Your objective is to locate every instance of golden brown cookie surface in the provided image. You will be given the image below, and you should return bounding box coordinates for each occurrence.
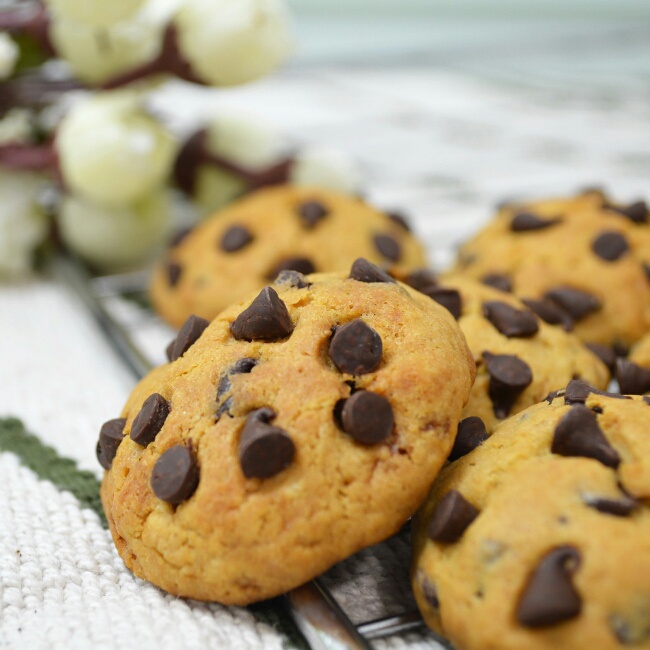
[100,263,475,605]
[448,191,650,348]
[412,381,650,650]
[392,271,609,432]
[150,185,427,328]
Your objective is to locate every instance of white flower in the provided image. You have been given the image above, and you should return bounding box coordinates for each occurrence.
[0,109,34,145]
[57,190,173,272]
[0,32,19,80]
[290,147,363,195]
[174,0,294,86]
[56,90,177,207]
[49,11,163,84]
[0,171,49,277]
[42,0,147,28]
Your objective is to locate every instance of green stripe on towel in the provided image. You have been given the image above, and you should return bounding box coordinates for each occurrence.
[0,416,106,526]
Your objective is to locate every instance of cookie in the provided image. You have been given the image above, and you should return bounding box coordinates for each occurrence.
[412,380,650,650]
[149,185,427,328]
[392,270,610,432]
[449,189,650,348]
[616,333,650,395]
[99,260,475,604]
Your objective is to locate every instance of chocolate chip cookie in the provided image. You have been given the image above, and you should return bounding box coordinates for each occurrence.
[149,185,427,328]
[616,333,650,395]
[449,189,650,348]
[392,270,610,432]
[412,380,650,650]
[99,260,475,604]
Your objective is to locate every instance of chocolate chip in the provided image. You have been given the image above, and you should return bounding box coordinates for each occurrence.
[522,297,573,331]
[448,417,488,462]
[482,273,512,293]
[96,418,126,470]
[585,343,617,374]
[564,379,629,405]
[584,493,638,516]
[592,231,629,261]
[545,387,566,404]
[216,357,258,402]
[373,233,402,262]
[607,200,648,224]
[340,391,394,445]
[404,268,437,292]
[643,262,650,282]
[298,200,329,228]
[552,404,620,468]
[616,358,650,395]
[349,258,396,284]
[421,577,440,609]
[150,444,199,504]
[544,287,601,322]
[130,393,170,447]
[220,225,253,252]
[510,211,562,232]
[166,314,210,362]
[329,320,382,375]
[427,490,479,543]
[386,211,411,232]
[483,352,533,419]
[238,408,295,479]
[644,395,650,405]
[230,287,293,341]
[269,257,315,279]
[516,546,582,627]
[421,287,462,319]
[482,301,539,338]
[274,269,311,289]
[167,261,182,287]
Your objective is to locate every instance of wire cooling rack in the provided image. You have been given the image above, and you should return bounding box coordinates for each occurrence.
[51,253,453,650]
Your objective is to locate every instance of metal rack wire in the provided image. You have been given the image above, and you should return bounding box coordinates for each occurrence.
[50,253,452,650]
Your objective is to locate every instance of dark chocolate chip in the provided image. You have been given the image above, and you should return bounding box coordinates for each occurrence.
[592,231,629,262]
[421,287,462,319]
[510,211,562,232]
[643,262,650,282]
[545,387,566,404]
[297,200,329,228]
[216,357,258,401]
[340,391,394,445]
[483,352,533,419]
[448,416,488,462]
[616,358,650,395]
[269,257,315,279]
[564,379,629,406]
[584,493,638,517]
[166,314,210,362]
[230,287,293,341]
[349,258,396,284]
[522,297,573,331]
[150,444,199,504]
[373,233,402,262]
[329,320,382,375]
[585,343,617,374]
[482,301,539,338]
[544,287,601,322]
[96,417,126,470]
[404,268,438,292]
[220,225,253,252]
[274,269,311,289]
[607,200,648,224]
[238,408,295,479]
[552,404,620,468]
[421,577,440,609]
[130,393,170,447]
[427,490,479,543]
[386,211,411,232]
[167,261,182,287]
[516,546,582,627]
[482,273,512,293]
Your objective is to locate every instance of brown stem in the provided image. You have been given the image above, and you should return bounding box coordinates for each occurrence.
[101,24,202,90]
[0,141,58,174]
[173,128,294,197]
[0,2,54,55]
[0,74,82,116]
